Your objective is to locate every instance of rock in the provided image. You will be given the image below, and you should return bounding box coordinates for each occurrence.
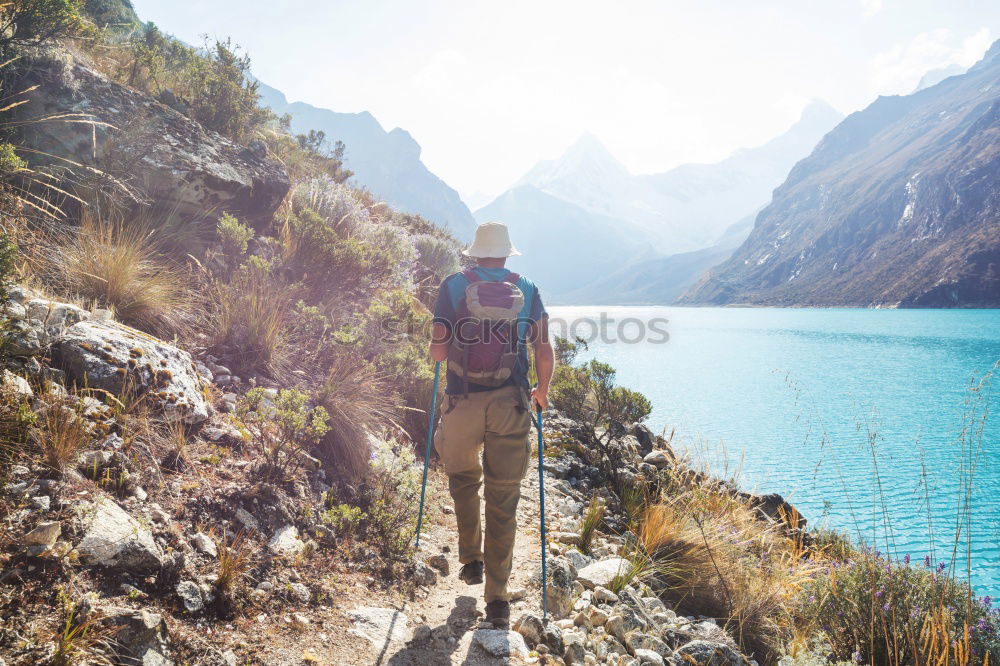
[577,558,630,589]
[563,632,586,664]
[15,48,290,228]
[513,612,545,647]
[594,586,620,604]
[235,507,259,531]
[347,607,409,647]
[255,581,274,593]
[79,450,113,470]
[606,615,626,642]
[426,552,449,575]
[29,496,50,512]
[75,497,164,572]
[635,648,666,666]
[547,557,578,619]
[23,521,61,547]
[589,607,609,626]
[632,424,657,458]
[473,629,529,658]
[671,640,747,666]
[744,493,806,530]
[552,531,582,545]
[413,561,438,586]
[268,524,304,556]
[413,624,432,642]
[1,370,32,396]
[288,582,310,604]
[221,650,238,666]
[51,320,211,424]
[102,607,173,666]
[190,532,217,558]
[566,549,592,570]
[627,633,671,658]
[176,581,204,613]
[642,451,672,469]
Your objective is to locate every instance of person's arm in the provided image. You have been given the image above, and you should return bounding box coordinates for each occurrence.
[429,277,454,363]
[429,322,449,363]
[531,315,554,411]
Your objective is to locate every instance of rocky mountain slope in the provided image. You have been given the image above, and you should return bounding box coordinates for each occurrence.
[478,103,842,302]
[681,40,1000,307]
[258,83,477,239]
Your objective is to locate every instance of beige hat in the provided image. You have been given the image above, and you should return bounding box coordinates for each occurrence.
[463,221,522,258]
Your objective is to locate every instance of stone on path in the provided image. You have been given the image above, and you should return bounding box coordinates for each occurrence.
[635,647,666,666]
[76,497,164,572]
[347,607,409,648]
[268,524,304,556]
[473,629,529,658]
[671,640,748,665]
[576,557,630,589]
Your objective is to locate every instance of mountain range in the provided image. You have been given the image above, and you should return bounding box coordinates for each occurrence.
[681,40,1000,307]
[476,101,844,302]
[256,83,477,239]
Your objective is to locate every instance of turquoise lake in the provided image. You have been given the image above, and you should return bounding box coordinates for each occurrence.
[547,306,1000,596]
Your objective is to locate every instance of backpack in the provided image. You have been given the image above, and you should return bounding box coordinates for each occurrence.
[448,269,525,393]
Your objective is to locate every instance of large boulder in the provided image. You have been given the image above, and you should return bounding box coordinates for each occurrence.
[74,496,165,573]
[670,640,748,666]
[51,320,210,423]
[14,47,289,227]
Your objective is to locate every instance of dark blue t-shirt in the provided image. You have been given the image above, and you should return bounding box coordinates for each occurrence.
[433,267,546,395]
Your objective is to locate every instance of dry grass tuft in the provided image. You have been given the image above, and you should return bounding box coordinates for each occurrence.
[313,355,399,482]
[39,216,194,336]
[32,396,92,474]
[216,529,255,593]
[578,496,605,556]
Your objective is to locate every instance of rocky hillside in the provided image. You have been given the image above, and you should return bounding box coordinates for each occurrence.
[681,41,1000,307]
[258,82,477,239]
[478,103,842,302]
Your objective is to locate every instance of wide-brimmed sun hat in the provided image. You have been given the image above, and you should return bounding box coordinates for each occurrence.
[463,221,522,258]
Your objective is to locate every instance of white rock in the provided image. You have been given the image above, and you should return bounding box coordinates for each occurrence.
[1,370,32,397]
[577,558,630,589]
[633,648,665,666]
[235,507,259,531]
[75,497,164,572]
[191,532,218,558]
[473,629,529,658]
[288,582,310,604]
[347,607,409,647]
[268,524,304,556]
[642,451,672,469]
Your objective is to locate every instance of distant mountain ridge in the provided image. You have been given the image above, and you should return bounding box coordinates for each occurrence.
[257,83,476,239]
[681,40,1000,307]
[478,101,843,301]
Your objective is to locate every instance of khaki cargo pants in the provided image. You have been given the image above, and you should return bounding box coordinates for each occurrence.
[433,384,532,603]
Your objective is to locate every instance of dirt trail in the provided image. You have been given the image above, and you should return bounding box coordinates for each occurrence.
[353,465,554,666]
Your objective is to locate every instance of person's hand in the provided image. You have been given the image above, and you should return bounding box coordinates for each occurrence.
[531,387,548,412]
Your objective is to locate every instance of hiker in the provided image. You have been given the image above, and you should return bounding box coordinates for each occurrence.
[429,221,554,626]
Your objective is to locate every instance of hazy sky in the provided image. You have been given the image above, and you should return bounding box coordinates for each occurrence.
[132,0,997,202]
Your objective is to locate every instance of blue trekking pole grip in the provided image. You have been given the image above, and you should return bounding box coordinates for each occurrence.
[415,361,441,550]
[536,402,548,620]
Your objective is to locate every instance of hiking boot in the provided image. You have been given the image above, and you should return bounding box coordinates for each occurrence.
[485,600,510,627]
[458,560,484,585]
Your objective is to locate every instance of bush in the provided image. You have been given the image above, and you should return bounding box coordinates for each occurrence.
[0,0,84,53]
[798,549,1000,664]
[413,233,459,287]
[358,438,420,562]
[217,212,252,258]
[236,387,329,480]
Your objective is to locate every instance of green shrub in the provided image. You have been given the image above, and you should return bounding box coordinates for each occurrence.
[320,502,363,538]
[413,233,459,287]
[217,212,252,258]
[798,549,1000,664]
[357,438,421,562]
[0,0,84,53]
[236,387,330,480]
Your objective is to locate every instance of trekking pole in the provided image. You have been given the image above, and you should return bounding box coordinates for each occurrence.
[536,402,548,620]
[414,361,441,550]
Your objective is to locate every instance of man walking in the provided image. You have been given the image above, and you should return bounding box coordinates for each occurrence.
[429,221,554,626]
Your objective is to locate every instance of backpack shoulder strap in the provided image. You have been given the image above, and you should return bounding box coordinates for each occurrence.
[462,269,480,283]
[503,273,521,284]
